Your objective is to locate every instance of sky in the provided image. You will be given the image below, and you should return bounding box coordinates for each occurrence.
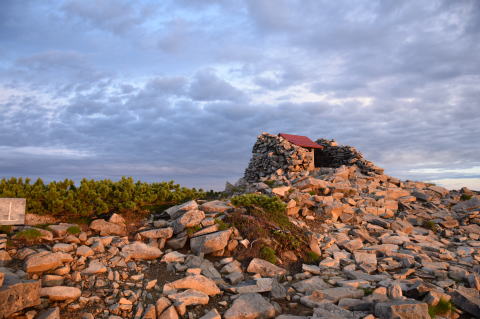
[0,0,479,191]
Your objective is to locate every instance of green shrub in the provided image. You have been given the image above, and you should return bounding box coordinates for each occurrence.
[422,220,439,232]
[231,194,288,227]
[0,225,12,234]
[260,246,277,264]
[428,298,455,318]
[264,180,276,188]
[15,228,42,241]
[66,226,81,235]
[308,190,316,196]
[186,225,202,236]
[215,218,231,231]
[304,251,321,264]
[460,194,472,201]
[362,287,374,296]
[0,177,210,220]
[229,193,306,254]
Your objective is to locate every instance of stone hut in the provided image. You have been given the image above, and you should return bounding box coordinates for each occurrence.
[243,132,383,184]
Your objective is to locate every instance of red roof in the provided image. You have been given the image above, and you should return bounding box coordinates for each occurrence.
[279,133,323,149]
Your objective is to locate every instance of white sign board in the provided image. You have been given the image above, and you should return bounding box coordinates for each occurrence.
[0,198,26,225]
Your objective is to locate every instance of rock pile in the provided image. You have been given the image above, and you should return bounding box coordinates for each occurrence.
[243,133,313,184]
[242,132,383,186]
[1,133,480,319]
[315,139,384,176]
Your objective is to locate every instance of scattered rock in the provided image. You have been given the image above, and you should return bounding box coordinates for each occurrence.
[90,219,126,236]
[122,242,162,261]
[224,293,276,319]
[247,258,287,277]
[40,286,81,301]
[190,230,232,255]
[164,275,220,296]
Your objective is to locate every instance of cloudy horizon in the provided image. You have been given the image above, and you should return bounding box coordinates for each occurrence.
[1,0,479,190]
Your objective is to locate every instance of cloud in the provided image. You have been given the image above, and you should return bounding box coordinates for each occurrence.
[61,0,155,35]
[188,69,246,102]
[0,0,479,190]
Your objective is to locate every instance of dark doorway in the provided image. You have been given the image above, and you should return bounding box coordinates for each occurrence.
[314,149,334,168]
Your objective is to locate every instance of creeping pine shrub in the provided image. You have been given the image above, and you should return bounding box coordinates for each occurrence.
[215,218,231,231]
[361,287,374,296]
[67,226,81,235]
[422,220,439,232]
[428,298,456,318]
[231,194,288,226]
[460,194,472,201]
[0,225,12,234]
[304,251,321,264]
[186,225,202,236]
[0,176,212,220]
[230,193,307,253]
[264,180,276,188]
[260,246,277,264]
[15,228,42,241]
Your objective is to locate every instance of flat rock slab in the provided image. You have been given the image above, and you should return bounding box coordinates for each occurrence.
[224,293,276,319]
[164,275,220,296]
[247,258,287,277]
[166,200,198,219]
[167,289,209,315]
[90,219,126,236]
[40,286,81,301]
[139,227,174,239]
[375,300,430,319]
[301,288,364,307]
[121,241,162,261]
[452,197,480,212]
[292,276,331,294]
[25,252,73,273]
[312,302,355,319]
[199,200,231,213]
[173,209,205,233]
[450,286,480,317]
[190,230,232,255]
[0,277,40,318]
[37,307,60,319]
[232,278,273,294]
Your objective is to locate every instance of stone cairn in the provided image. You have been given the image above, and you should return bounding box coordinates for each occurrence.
[315,139,384,176]
[243,132,383,185]
[243,133,313,183]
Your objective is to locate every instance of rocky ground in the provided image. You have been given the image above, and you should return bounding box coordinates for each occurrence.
[1,163,480,319]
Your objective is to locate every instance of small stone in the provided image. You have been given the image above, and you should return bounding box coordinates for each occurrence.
[36,307,60,319]
[199,308,221,319]
[25,252,73,273]
[223,293,276,319]
[247,258,287,277]
[82,260,107,274]
[156,297,172,316]
[76,245,94,257]
[158,305,179,319]
[40,286,81,301]
[121,241,162,261]
[375,300,430,319]
[89,219,126,236]
[161,251,186,263]
[163,275,220,296]
[190,230,232,255]
[145,279,157,290]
